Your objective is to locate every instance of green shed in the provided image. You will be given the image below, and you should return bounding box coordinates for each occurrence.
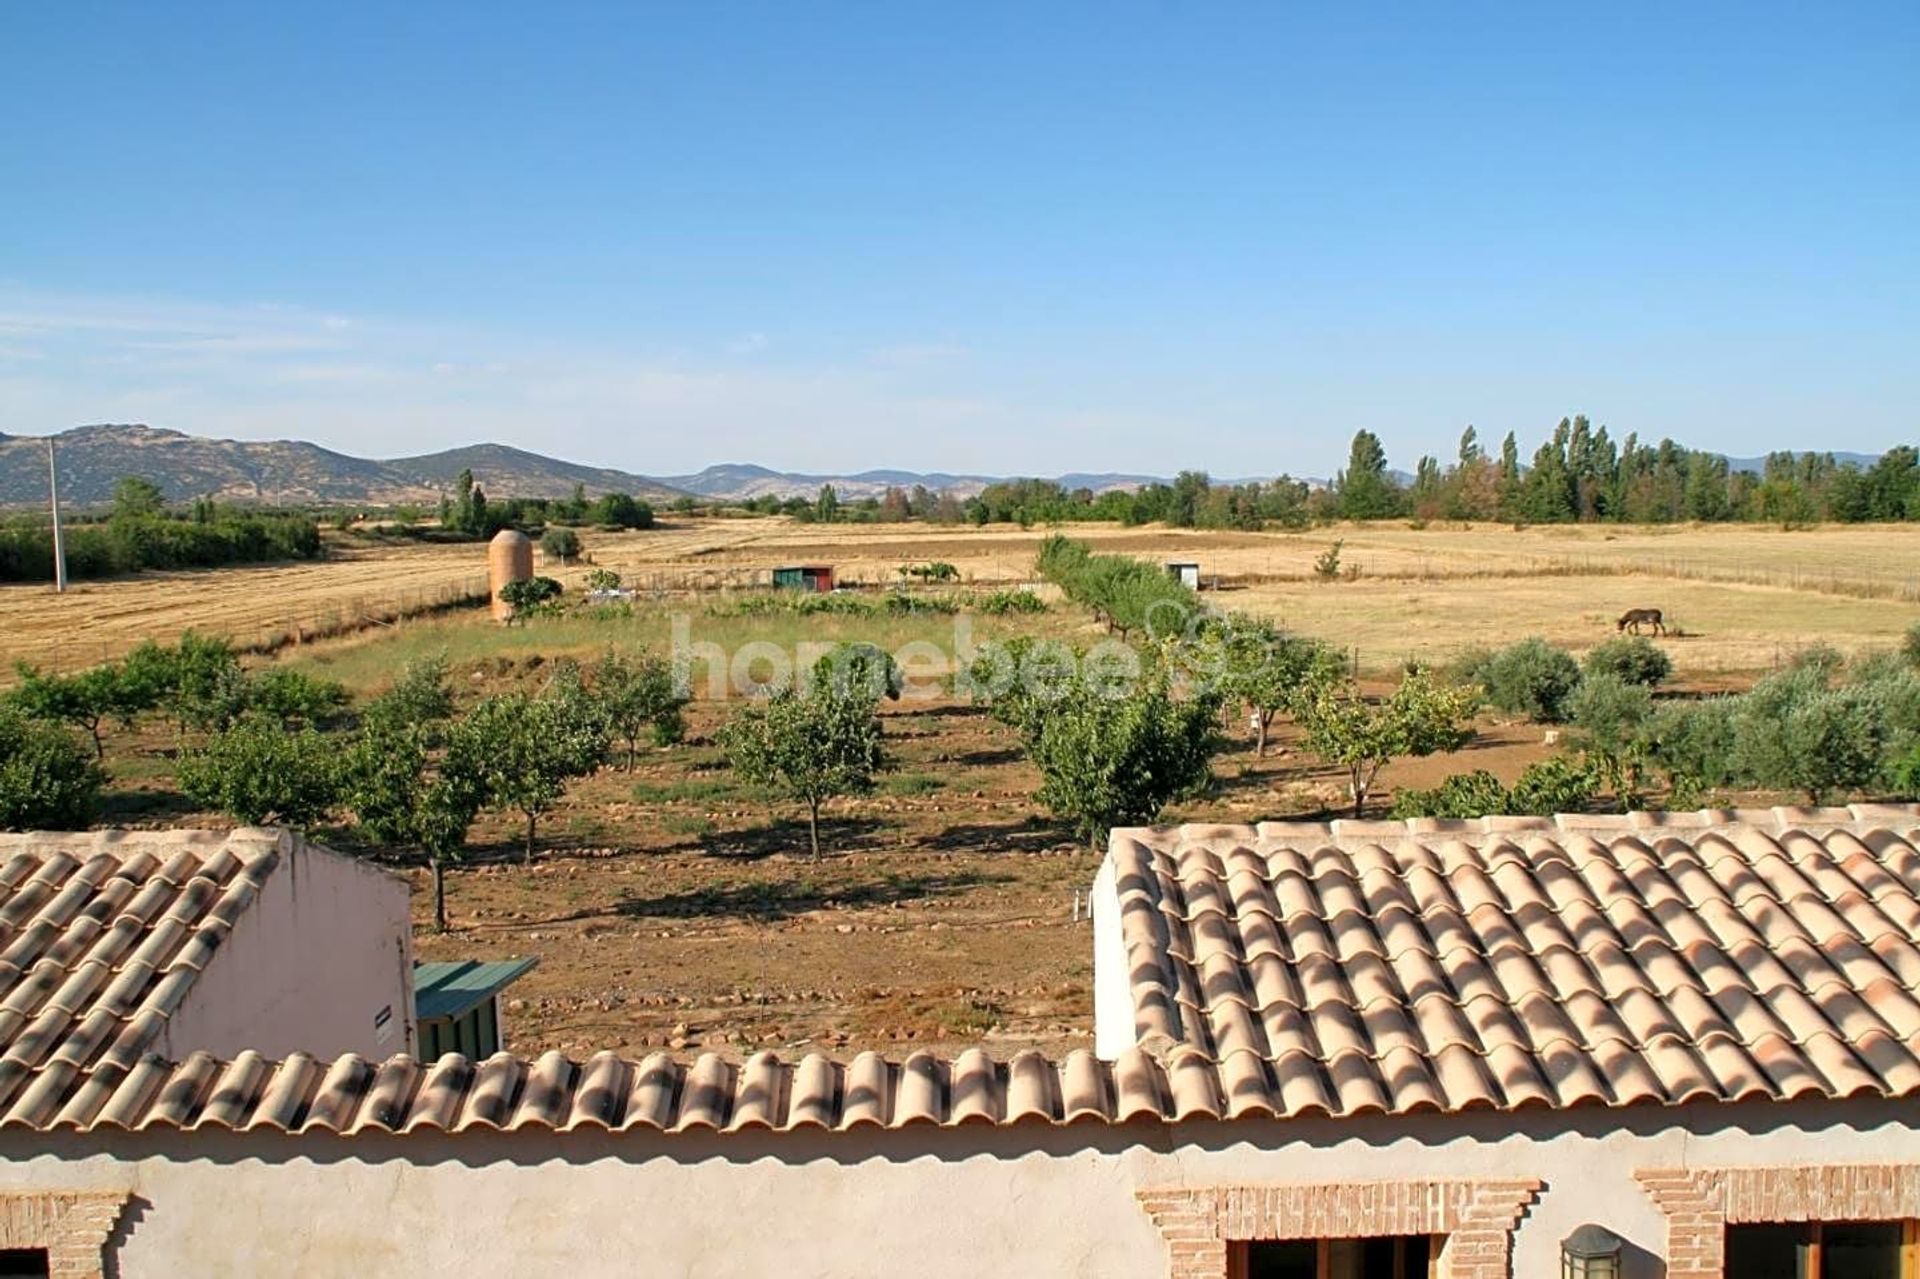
[413,958,538,1059]
[772,564,834,592]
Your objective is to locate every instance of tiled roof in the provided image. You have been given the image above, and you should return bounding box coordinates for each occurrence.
[1110,806,1920,1118]
[4,809,1920,1140]
[0,829,281,1128]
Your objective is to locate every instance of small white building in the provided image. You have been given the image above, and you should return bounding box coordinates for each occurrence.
[1166,561,1202,590]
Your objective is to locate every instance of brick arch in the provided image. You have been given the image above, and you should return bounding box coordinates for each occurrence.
[1137,1178,1542,1279]
[1638,1164,1920,1279]
[0,1192,128,1279]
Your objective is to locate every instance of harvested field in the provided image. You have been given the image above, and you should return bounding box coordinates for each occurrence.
[8,517,1917,679]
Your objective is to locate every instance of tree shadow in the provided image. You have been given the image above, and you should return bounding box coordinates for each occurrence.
[924,817,1068,853]
[610,868,1013,923]
[97,786,203,824]
[683,816,890,860]
[949,746,1022,767]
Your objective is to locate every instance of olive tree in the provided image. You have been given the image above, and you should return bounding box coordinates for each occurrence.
[719,684,884,859]
[1295,669,1479,816]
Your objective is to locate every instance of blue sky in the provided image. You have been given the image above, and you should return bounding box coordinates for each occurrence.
[2,2,1914,478]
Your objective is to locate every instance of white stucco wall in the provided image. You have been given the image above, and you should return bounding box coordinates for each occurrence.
[161,836,416,1061]
[1091,856,1142,1060]
[7,1098,1918,1277]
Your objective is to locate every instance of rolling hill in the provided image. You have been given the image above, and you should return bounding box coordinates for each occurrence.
[0,425,690,508]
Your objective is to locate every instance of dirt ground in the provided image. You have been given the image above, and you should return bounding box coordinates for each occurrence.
[95,670,1559,1060]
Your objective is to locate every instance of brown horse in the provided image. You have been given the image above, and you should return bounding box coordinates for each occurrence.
[1617,607,1665,636]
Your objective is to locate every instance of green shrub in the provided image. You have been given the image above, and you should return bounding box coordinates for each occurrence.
[1568,673,1656,802]
[1730,666,1885,803]
[1507,755,1601,814]
[1583,635,1673,687]
[976,589,1048,616]
[1473,637,1584,723]
[0,706,103,830]
[1904,622,1920,670]
[1390,770,1509,819]
[499,575,563,623]
[177,715,342,827]
[540,527,582,562]
[1391,757,1598,819]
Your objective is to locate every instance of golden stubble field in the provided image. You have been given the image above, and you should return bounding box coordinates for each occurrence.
[5,516,1917,677]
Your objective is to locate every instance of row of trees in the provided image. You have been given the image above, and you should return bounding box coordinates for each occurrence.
[0,635,690,931]
[439,471,656,539]
[1341,423,1920,526]
[754,426,1920,531]
[0,476,322,584]
[1035,534,1200,640]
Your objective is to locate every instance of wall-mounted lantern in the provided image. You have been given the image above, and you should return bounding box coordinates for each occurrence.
[1561,1224,1623,1279]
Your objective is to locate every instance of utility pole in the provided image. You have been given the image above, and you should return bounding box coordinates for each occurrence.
[47,437,68,593]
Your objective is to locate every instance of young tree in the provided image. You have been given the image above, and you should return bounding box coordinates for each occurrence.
[1583,635,1673,687]
[176,715,342,828]
[462,691,607,861]
[592,648,689,769]
[719,685,884,859]
[1567,673,1656,805]
[1464,637,1585,723]
[1183,616,1337,755]
[1025,677,1220,849]
[8,662,154,759]
[1295,670,1479,816]
[345,716,484,933]
[362,654,457,732]
[0,705,103,830]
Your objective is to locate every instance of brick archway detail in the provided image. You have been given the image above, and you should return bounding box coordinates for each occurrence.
[1137,1178,1542,1279]
[0,1192,128,1279]
[1638,1165,1920,1279]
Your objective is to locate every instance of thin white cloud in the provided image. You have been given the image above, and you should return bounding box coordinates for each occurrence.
[0,287,1202,473]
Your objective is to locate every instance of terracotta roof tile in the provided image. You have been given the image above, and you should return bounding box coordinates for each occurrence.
[5,813,1920,1140]
[1105,806,1920,1120]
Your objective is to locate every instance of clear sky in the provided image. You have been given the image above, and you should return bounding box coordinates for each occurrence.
[2,2,1914,478]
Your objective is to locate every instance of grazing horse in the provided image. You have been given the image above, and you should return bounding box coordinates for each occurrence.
[1617,607,1665,636]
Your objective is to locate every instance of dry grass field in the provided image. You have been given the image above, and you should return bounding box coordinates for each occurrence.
[7,516,1916,677]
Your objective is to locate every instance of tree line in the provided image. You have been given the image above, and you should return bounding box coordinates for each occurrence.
[436,470,655,539]
[0,476,322,583]
[762,422,1920,530]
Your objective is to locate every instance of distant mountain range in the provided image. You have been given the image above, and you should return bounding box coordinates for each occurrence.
[0,425,689,508]
[1721,452,1882,474]
[658,462,1166,502]
[0,424,1895,511]
[0,425,1191,509]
